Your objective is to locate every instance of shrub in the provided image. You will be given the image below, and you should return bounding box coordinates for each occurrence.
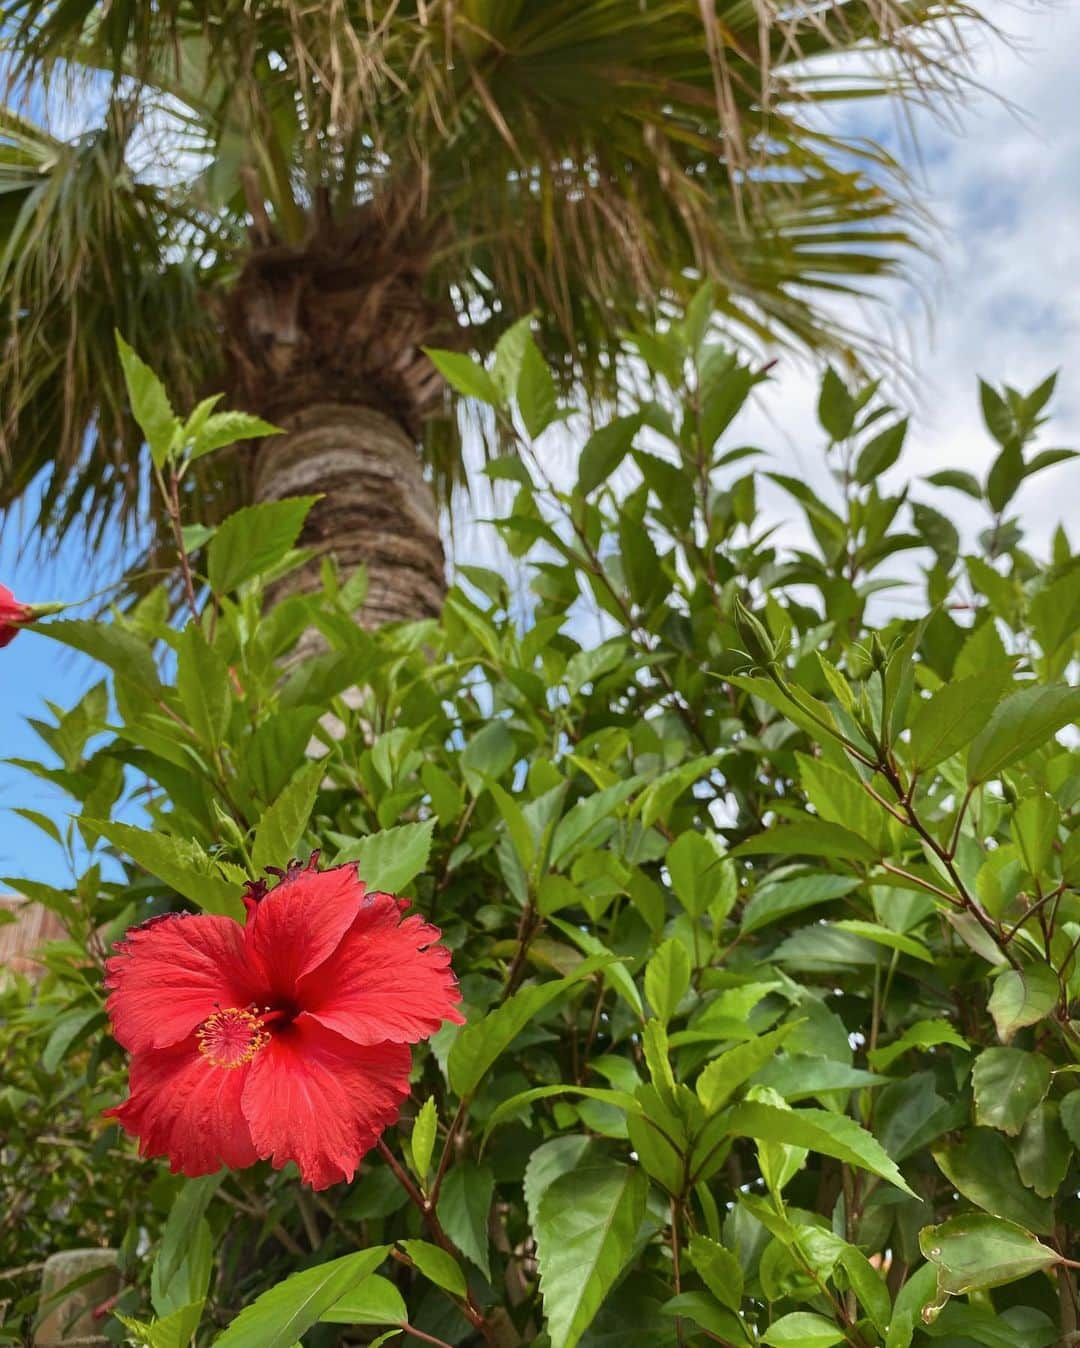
[2,308,1078,1348]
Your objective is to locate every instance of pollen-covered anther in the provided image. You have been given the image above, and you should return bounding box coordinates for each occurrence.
[196,1007,269,1069]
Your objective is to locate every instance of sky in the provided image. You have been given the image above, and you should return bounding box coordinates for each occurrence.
[1,0,1078,888]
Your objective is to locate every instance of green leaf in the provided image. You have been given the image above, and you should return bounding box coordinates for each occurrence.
[242,708,323,804]
[117,1304,204,1348]
[666,829,732,919]
[972,1048,1052,1134]
[549,919,644,1020]
[687,1236,743,1312]
[448,956,610,1096]
[549,777,642,869]
[987,443,1024,512]
[577,415,643,495]
[87,820,242,918]
[661,1292,746,1342]
[696,1024,798,1114]
[536,1162,648,1348]
[927,468,983,499]
[517,337,559,437]
[423,347,502,404]
[481,1085,641,1147]
[855,419,907,485]
[634,754,723,828]
[831,921,932,963]
[979,379,1014,446]
[320,1275,406,1326]
[176,626,232,747]
[398,1239,466,1298]
[741,873,859,935]
[966,555,1017,616]
[632,450,694,531]
[42,1007,102,1074]
[913,501,960,567]
[932,1128,1053,1233]
[152,1175,222,1314]
[753,1058,886,1102]
[188,410,279,461]
[867,1019,968,1071]
[699,365,753,448]
[333,820,435,893]
[208,497,319,595]
[38,619,161,696]
[490,781,538,873]
[928,1304,1057,1348]
[116,332,177,468]
[731,820,879,862]
[409,1096,438,1184]
[763,1311,846,1348]
[1058,1090,1080,1149]
[250,761,322,875]
[524,1136,594,1232]
[460,720,516,793]
[1025,446,1078,478]
[919,1214,1060,1297]
[988,964,1059,1044]
[967,684,1080,783]
[436,1163,494,1280]
[726,1101,915,1195]
[645,938,691,1024]
[1013,795,1060,878]
[907,674,1009,770]
[796,754,889,853]
[818,367,855,440]
[840,1246,891,1335]
[641,1018,677,1100]
[1030,571,1080,658]
[213,1248,390,1348]
[492,315,535,397]
[1014,1102,1072,1199]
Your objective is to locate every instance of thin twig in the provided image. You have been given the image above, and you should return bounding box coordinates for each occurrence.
[880,861,962,909]
[429,1098,469,1209]
[377,1137,499,1348]
[402,1325,456,1348]
[946,784,975,859]
[161,466,199,622]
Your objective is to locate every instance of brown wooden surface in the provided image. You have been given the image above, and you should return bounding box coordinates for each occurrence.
[0,896,66,978]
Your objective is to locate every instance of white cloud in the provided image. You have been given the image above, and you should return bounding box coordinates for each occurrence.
[741,0,1080,551]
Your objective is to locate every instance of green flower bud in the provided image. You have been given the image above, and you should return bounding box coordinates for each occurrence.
[732,596,776,667]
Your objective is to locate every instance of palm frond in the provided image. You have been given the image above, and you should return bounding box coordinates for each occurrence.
[0,0,991,545]
[0,97,228,544]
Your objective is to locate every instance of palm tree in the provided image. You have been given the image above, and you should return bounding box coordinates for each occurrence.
[0,1,977,623]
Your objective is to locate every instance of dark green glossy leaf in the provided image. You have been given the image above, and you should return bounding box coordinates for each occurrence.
[972,1048,1052,1135]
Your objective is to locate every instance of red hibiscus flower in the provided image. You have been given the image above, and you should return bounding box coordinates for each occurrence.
[104,855,464,1189]
[0,584,35,648]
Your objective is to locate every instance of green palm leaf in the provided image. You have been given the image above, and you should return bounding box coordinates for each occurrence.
[0,0,983,549]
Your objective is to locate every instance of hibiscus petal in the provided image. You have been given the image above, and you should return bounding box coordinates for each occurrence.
[296,894,464,1045]
[106,1037,259,1176]
[106,913,263,1053]
[242,1019,411,1190]
[244,863,369,1000]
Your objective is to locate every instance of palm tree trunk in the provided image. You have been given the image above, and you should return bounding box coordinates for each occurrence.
[253,401,445,627]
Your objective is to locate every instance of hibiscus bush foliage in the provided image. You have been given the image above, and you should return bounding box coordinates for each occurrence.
[3,306,1080,1348]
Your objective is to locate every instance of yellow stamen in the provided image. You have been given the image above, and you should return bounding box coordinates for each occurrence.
[196,1007,269,1069]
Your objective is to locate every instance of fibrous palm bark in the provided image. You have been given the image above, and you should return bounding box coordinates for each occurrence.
[220,198,451,623]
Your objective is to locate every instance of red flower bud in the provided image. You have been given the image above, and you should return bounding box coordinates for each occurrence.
[0,584,35,649]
